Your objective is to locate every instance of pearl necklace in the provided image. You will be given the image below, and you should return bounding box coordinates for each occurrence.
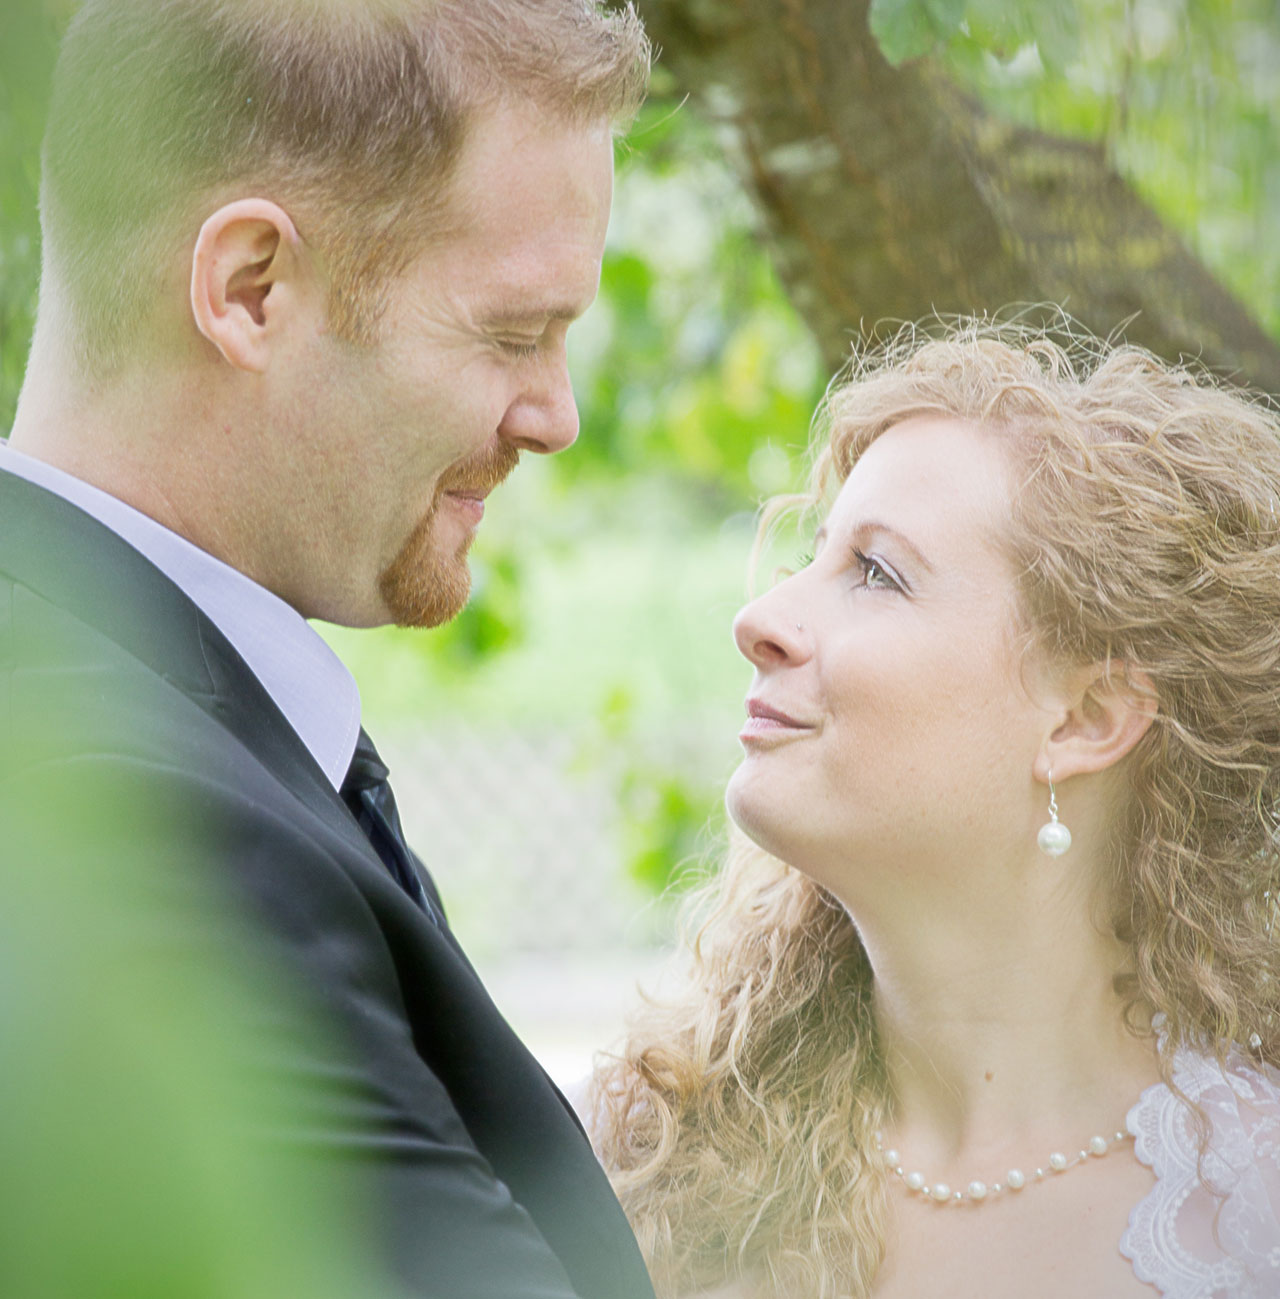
[875,1126,1135,1205]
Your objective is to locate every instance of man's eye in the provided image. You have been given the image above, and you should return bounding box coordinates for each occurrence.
[498,338,540,359]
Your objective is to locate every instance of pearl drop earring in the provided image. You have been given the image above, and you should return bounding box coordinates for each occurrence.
[1037,769,1072,857]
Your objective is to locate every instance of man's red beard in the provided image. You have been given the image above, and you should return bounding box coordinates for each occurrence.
[378,440,520,629]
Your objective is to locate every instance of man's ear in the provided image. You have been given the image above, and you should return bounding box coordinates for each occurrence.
[1037,662,1159,783]
[189,199,315,372]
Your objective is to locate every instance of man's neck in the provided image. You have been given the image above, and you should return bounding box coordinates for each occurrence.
[12,342,269,588]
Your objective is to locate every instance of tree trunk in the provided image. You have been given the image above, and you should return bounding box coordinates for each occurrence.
[632,0,1280,392]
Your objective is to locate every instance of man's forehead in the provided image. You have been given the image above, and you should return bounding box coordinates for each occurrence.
[446,105,615,218]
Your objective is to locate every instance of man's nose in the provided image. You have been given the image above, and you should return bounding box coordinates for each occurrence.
[498,351,580,455]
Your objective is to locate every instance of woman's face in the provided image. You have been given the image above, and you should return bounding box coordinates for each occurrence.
[727,416,1061,902]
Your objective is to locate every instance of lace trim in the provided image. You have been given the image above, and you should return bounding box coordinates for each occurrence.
[1120,1046,1280,1297]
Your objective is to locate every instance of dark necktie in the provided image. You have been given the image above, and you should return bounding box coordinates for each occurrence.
[341,728,440,926]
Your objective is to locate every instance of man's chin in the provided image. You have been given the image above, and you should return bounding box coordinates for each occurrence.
[382,560,472,629]
[377,501,481,628]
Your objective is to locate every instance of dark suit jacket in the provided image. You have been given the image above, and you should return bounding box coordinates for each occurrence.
[0,467,654,1299]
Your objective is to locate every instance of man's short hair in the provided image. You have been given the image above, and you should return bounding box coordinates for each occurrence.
[40,0,650,374]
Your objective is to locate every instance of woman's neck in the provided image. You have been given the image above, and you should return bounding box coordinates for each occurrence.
[859,872,1159,1164]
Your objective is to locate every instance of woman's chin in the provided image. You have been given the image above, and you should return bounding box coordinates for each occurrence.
[725,769,793,861]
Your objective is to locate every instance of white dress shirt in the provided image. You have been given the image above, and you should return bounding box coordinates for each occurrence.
[0,440,361,790]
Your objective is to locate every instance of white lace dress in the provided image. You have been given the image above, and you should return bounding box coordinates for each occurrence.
[1121,1046,1280,1296]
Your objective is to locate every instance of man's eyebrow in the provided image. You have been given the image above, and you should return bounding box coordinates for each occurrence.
[481,296,591,327]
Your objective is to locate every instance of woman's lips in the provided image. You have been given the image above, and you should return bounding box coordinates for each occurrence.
[740,697,816,743]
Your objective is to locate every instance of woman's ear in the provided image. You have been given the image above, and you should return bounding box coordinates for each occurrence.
[189,198,315,372]
[1037,662,1158,783]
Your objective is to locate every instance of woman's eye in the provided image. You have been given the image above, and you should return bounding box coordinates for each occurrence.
[853,550,899,591]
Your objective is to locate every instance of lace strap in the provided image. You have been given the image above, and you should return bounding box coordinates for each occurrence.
[1120,1048,1280,1297]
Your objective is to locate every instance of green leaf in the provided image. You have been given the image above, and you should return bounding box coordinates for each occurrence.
[868,0,939,65]
[923,0,969,35]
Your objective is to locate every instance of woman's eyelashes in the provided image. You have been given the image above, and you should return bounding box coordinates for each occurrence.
[851,548,903,592]
[794,540,904,591]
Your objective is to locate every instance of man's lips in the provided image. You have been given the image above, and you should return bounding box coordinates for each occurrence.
[439,463,515,517]
[438,462,515,518]
[443,489,487,524]
[437,446,521,504]
[740,697,816,742]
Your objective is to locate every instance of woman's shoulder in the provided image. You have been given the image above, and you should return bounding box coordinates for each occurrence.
[1121,1042,1280,1298]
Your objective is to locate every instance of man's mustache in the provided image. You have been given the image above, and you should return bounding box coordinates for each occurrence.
[437,441,521,499]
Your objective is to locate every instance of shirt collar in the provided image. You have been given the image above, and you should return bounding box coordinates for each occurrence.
[0,442,361,790]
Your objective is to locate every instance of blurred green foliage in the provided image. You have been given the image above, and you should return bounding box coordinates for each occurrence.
[583,678,736,899]
[568,76,825,504]
[2,756,394,1297]
[0,2,64,431]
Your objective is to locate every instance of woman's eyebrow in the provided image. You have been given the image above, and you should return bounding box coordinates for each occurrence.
[850,519,935,573]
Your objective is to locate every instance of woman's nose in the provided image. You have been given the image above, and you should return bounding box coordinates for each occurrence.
[733,590,810,669]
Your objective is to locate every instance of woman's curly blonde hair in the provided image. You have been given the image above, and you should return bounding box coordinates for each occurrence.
[588,318,1280,1299]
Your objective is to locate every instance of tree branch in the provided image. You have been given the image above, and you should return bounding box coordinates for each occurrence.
[633,0,1280,391]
